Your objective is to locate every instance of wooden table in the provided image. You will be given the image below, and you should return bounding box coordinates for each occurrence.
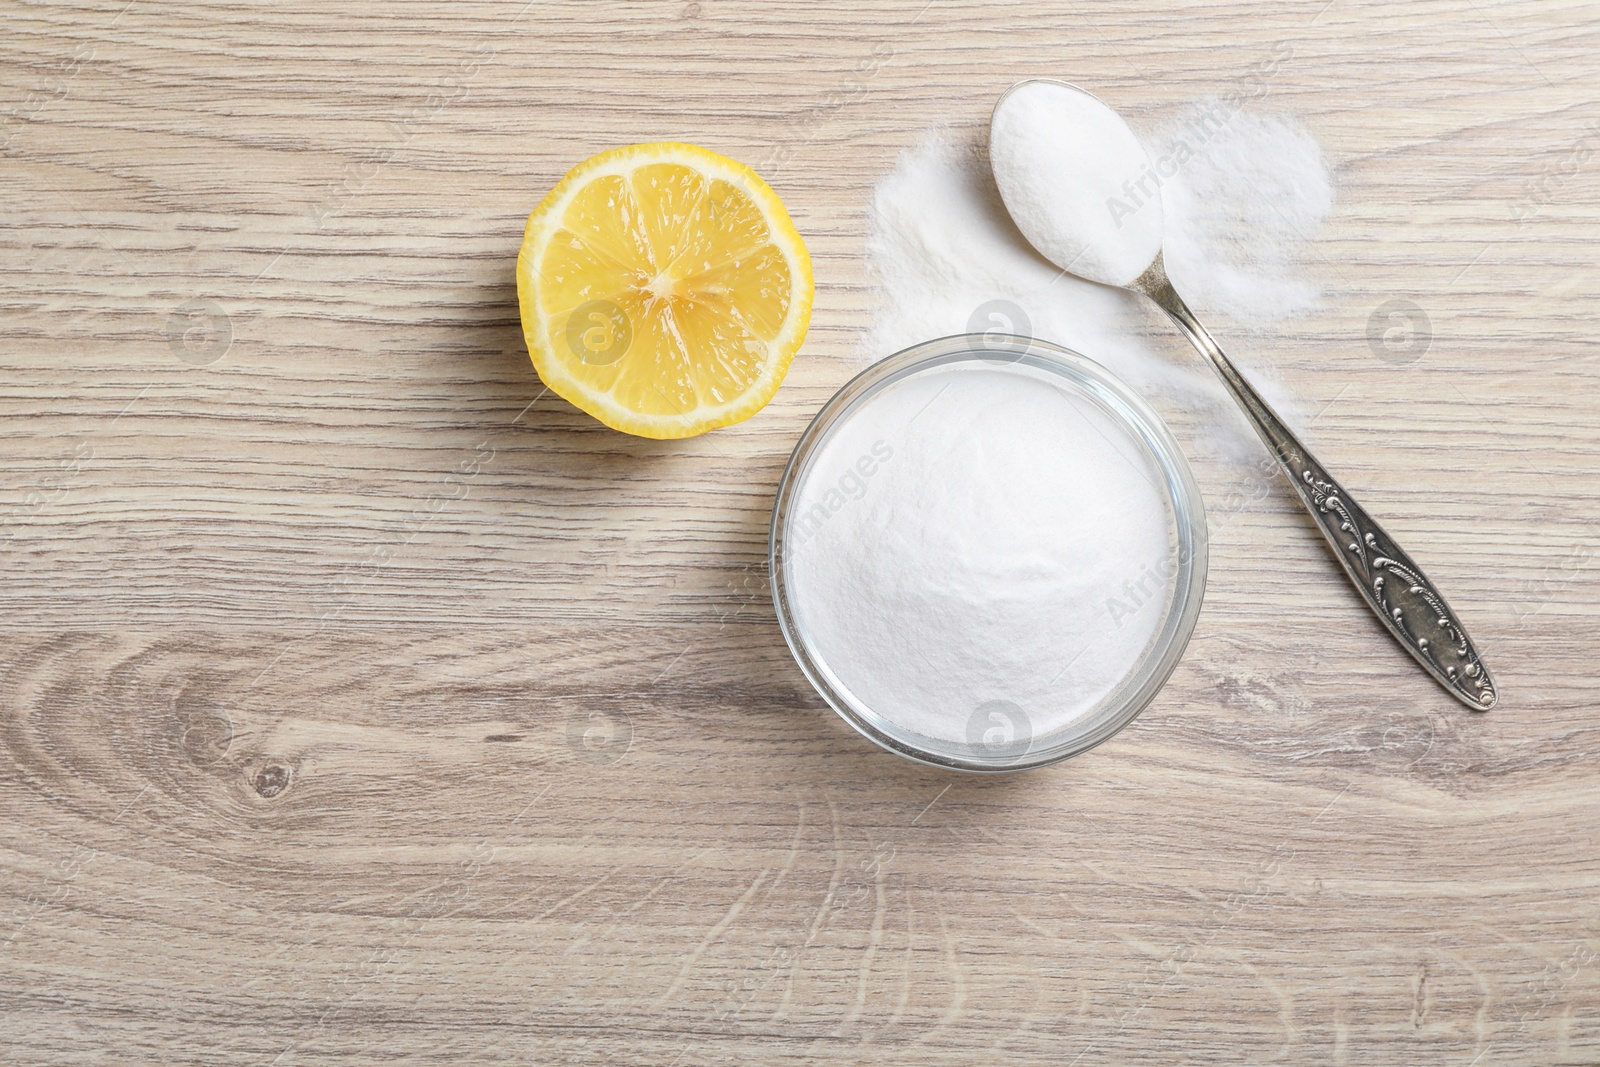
[3,1,1597,1063]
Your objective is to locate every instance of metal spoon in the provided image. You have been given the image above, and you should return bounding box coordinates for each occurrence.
[989,78,1496,710]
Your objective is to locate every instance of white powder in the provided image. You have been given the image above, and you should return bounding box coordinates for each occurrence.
[1156,103,1335,323]
[989,81,1164,287]
[787,361,1173,745]
[861,99,1333,466]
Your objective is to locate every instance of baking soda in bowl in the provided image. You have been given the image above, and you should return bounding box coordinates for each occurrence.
[772,335,1206,771]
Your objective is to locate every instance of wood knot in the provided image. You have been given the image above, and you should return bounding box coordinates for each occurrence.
[177,711,233,765]
[252,762,292,799]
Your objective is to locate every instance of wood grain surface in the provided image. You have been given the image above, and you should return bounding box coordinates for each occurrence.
[3,1,1598,1063]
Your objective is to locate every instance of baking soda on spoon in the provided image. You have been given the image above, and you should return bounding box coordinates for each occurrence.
[987,80,1165,287]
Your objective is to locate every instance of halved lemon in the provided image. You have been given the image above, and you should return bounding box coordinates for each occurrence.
[516,142,813,439]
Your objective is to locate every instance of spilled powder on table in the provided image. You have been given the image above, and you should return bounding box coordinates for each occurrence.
[1156,102,1335,324]
[860,100,1334,467]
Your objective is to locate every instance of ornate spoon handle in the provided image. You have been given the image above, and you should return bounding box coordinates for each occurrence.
[1133,256,1497,710]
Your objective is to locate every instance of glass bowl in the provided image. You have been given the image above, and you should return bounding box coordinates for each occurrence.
[768,333,1208,772]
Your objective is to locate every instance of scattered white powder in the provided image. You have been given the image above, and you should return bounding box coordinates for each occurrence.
[787,361,1173,745]
[989,81,1163,287]
[861,99,1334,465]
[1156,102,1335,323]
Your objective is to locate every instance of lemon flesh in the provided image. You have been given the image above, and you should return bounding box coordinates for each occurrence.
[516,143,813,439]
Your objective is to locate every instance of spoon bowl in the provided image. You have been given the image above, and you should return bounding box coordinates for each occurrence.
[990,78,1164,288]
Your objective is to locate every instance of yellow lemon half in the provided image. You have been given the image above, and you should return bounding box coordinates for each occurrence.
[516,142,813,439]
